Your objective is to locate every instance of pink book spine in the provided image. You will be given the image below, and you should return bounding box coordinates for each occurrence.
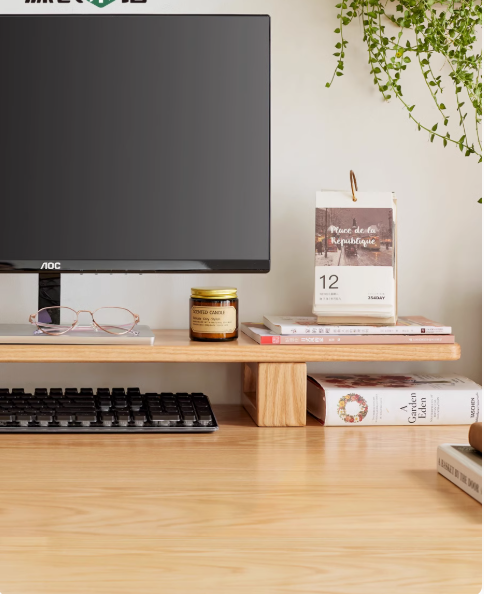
[259,335,455,345]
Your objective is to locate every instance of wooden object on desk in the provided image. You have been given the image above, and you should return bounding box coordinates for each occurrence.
[0,329,461,363]
[0,330,461,428]
[242,362,306,426]
[0,405,480,594]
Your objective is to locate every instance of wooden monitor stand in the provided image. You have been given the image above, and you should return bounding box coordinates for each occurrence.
[0,329,461,427]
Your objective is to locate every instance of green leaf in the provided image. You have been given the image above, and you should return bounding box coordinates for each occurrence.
[408,105,415,112]
[335,42,342,48]
[478,198,482,204]
[430,134,435,142]
[403,56,411,63]
[334,28,341,33]
[325,82,331,88]
[439,104,446,110]
[336,71,344,76]
[443,139,448,147]
[432,123,438,131]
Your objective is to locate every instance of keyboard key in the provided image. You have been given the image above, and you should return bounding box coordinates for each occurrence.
[17,413,35,426]
[0,413,15,423]
[35,388,48,396]
[50,388,63,396]
[57,413,74,426]
[181,412,197,423]
[150,412,180,425]
[133,414,146,426]
[117,412,130,426]
[80,388,94,395]
[37,414,53,426]
[127,388,140,395]
[12,388,24,395]
[101,414,115,427]
[97,388,111,396]
[77,413,97,426]
[0,389,9,395]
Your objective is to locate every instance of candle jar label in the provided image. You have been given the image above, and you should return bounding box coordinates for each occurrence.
[191,306,237,334]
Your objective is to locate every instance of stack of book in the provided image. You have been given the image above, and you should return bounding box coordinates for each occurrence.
[241,315,454,345]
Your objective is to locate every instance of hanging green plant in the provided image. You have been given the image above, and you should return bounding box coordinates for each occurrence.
[327,0,482,174]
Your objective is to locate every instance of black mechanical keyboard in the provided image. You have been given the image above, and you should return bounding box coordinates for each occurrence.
[0,389,218,433]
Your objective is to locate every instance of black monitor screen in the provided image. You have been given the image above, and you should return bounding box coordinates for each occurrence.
[0,15,270,272]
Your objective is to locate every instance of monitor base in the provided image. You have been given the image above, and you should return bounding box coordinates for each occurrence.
[38,272,61,323]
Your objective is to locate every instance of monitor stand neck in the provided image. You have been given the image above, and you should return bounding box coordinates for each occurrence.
[39,272,61,325]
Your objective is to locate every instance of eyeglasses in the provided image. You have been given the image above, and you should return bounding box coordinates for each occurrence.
[29,307,140,336]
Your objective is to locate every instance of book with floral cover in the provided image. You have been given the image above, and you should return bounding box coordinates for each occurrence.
[307,374,481,426]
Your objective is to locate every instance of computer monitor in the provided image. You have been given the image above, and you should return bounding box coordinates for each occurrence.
[0,14,270,308]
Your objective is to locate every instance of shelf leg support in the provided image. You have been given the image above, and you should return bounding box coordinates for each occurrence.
[242,362,307,427]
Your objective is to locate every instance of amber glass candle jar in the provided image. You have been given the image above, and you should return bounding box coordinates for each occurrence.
[190,287,239,342]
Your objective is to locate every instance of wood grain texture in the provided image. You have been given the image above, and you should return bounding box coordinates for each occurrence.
[243,362,307,426]
[0,329,462,363]
[0,405,480,594]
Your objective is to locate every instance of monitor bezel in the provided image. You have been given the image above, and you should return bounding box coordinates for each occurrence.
[0,14,271,275]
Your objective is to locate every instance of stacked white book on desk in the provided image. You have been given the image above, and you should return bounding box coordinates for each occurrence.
[241,316,454,345]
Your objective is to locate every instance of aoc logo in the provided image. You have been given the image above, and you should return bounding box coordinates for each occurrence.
[41,263,61,270]
[25,0,146,7]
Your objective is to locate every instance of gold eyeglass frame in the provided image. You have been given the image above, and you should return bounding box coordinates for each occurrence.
[29,306,140,337]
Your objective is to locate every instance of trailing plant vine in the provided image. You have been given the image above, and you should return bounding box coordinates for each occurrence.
[327,0,482,188]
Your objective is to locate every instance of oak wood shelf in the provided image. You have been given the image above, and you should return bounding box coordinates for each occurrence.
[0,329,461,363]
[0,330,461,427]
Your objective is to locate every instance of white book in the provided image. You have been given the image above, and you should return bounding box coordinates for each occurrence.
[307,374,481,426]
[437,444,482,503]
[264,315,452,336]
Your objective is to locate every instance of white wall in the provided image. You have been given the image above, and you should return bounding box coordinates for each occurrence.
[0,0,481,399]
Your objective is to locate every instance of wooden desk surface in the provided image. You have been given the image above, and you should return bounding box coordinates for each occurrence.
[0,329,461,363]
[0,406,480,594]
